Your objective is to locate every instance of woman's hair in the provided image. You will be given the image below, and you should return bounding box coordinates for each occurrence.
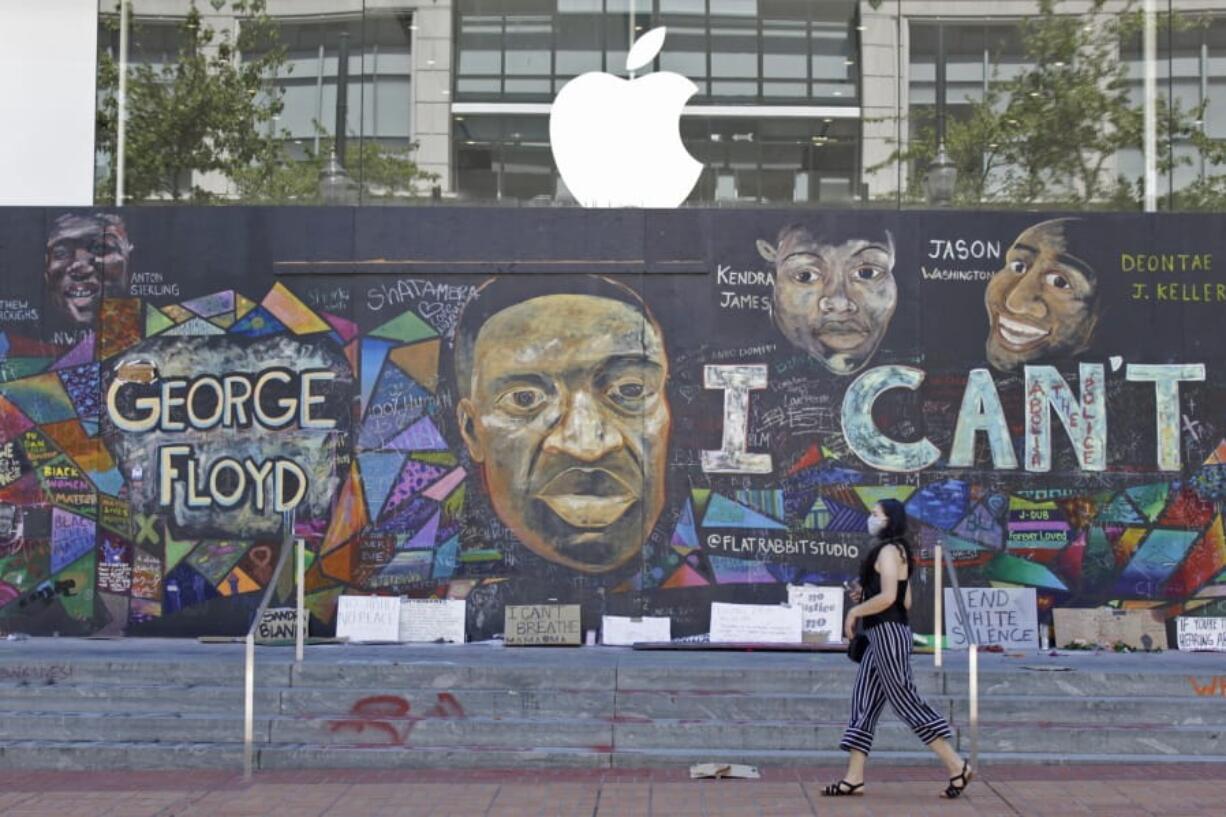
[866,498,914,579]
[878,498,908,540]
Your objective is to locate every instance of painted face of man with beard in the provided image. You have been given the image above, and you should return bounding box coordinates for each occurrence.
[455,282,670,574]
[985,219,1099,371]
[759,225,897,375]
[45,213,132,326]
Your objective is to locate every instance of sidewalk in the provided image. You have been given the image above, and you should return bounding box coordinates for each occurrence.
[0,765,1213,817]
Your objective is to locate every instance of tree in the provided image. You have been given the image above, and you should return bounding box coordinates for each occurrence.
[97,0,289,203]
[231,135,440,204]
[97,0,438,205]
[874,0,1224,210]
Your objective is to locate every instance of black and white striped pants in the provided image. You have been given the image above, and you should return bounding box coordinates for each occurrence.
[840,621,953,754]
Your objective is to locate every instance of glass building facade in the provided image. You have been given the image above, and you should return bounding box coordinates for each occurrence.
[94,0,1226,210]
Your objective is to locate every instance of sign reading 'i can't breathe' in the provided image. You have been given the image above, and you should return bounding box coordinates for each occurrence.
[504,604,582,646]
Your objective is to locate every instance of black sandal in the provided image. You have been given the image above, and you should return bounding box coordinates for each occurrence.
[822,780,864,796]
[941,761,973,799]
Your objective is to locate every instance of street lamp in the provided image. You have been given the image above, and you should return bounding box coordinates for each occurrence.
[319,30,356,205]
[319,150,356,205]
[924,142,957,207]
[924,21,957,207]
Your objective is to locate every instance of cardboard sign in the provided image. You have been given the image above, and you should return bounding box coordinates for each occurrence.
[786,585,844,643]
[1053,607,1168,651]
[709,602,802,644]
[1176,617,1226,651]
[399,599,466,644]
[944,587,1038,650]
[255,608,298,643]
[335,595,401,643]
[601,615,671,646]
[505,604,581,646]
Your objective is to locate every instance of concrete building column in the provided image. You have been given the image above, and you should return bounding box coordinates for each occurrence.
[859,0,903,202]
[410,0,453,193]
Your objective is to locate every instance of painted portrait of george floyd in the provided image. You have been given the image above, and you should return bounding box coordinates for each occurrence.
[446,274,673,579]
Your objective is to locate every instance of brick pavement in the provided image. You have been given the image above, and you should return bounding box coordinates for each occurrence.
[0,765,1216,816]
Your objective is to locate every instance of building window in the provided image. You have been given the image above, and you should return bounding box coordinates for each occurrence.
[455,0,860,105]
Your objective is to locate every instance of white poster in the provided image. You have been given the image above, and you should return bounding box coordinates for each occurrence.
[601,615,671,646]
[335,595,401,642]
[709,602,802,644]
[1177,617,1226,651]
[944,587,1039,650]
[399,599,466,644]
[786,585,844,643]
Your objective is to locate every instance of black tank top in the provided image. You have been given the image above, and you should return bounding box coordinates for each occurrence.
[861,539,910,628]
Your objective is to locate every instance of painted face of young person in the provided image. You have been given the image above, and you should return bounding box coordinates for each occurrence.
[45,214,131,326]
[761,227,897,375]
[985,219,1098,371]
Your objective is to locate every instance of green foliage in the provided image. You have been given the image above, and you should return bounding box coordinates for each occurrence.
[97,0,288,203]
[97,1,436,204]
[874,0,1225,210]
[231,136,439,204]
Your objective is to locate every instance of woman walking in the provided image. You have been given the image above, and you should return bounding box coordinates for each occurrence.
[822,498,973,799]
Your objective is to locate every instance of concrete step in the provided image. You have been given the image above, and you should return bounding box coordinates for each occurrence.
[8,707,1225,758]
[5,684,1223,729]
[607,748,1226,768]
[257,743,610,770]
[945,669,1220,698]
[277,687,616,720]
[952,695,1226,725]
[0,660,290,687]
[0,683,280,713]
[0,740,245,770]
[290,662,617,691]
[974,723,1226,755]
[6,739,1226,772]
[612,691,880,722]
[0,712,268,744]
[271,714,613,749]
[612,720,930,752]
[613,666,942,695]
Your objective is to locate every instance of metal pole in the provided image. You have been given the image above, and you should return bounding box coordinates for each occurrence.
[314,43,324,155]
[969,643,979,773]
[1143,0,1157,212]
[628,0,636,79]
[371,44,379,139]
[295,538,305,664]
[935,21,946,146]
[934,543,943,668]
[116,0,129,206]
[243,632,255,780]
[1200,39,1209,183]
[335,31,350,167]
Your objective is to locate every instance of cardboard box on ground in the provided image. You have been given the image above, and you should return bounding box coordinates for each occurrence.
[1053,607,1168,650]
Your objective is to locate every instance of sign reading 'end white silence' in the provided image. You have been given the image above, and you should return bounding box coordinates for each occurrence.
[944,587,1039,650]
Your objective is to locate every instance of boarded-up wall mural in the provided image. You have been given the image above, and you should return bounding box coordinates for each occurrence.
[0,207,1224,639]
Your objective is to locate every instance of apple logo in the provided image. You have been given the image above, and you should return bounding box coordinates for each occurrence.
[550,27,703,208]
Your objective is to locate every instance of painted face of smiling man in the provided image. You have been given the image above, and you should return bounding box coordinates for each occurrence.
[454,279,671,574]
[759,225,897,375]
[985,219,1099,371]
[44,213,132,326]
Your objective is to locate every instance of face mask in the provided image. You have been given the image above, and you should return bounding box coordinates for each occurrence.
[867,516,887,536]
